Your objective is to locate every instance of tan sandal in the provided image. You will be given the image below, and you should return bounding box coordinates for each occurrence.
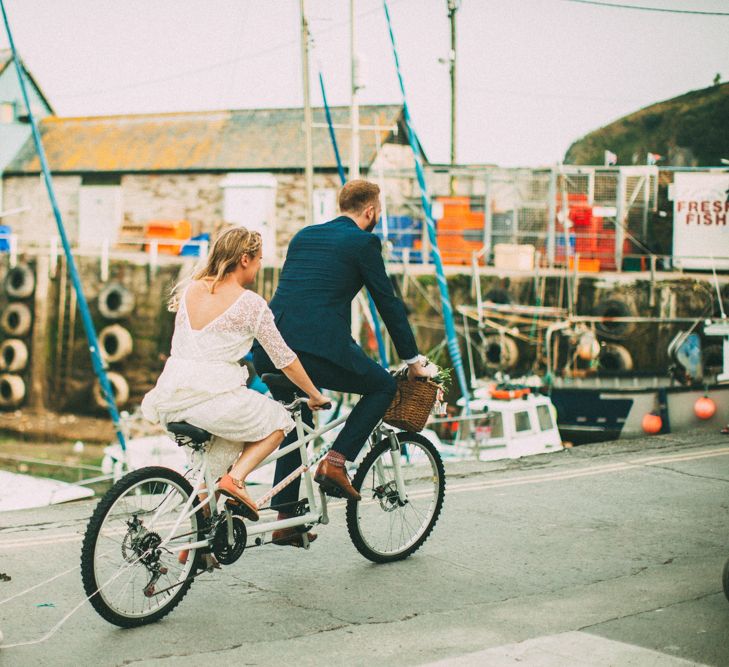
[217,474,259,521]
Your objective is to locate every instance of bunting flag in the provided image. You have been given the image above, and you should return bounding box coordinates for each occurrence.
[604,150,617,166]
[647,152,662,165]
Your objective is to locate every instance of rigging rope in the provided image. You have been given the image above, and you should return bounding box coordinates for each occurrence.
[383,0,470,410]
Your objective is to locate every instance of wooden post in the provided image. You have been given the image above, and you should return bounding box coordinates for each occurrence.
[28,255,50,410]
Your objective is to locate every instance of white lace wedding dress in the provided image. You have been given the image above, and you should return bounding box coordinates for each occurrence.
[141,287,297,479]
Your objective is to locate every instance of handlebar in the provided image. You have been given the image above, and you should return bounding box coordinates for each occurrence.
[283,397,332,412]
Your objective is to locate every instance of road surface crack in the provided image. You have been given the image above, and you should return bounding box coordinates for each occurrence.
[576,589,723,631]
[639,464,729,484]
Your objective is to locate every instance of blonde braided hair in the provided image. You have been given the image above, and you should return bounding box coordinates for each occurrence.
[168,226,262,311]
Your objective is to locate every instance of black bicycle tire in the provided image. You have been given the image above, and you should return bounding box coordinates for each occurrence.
[346,432,445,563]
[80,466,203,627]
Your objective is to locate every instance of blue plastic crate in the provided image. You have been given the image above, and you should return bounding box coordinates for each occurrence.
[180,233,210,257]
[0,225,10,253]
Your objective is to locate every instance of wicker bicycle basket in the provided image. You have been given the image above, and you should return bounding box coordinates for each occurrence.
[383,376,440,432]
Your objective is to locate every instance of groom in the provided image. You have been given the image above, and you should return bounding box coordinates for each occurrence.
[252,180,432,537]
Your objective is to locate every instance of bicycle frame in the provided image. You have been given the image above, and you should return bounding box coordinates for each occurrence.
[157,400,408,555]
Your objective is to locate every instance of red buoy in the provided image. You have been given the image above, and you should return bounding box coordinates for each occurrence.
[694,396,716,420]
[642,412,662,435]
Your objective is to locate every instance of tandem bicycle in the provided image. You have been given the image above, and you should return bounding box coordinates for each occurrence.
[80,373,446,627]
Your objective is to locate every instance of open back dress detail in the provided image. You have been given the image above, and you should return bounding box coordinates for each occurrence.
[142,288,297,479]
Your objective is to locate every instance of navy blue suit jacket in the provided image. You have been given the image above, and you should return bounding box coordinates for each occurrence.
[259,216,418,373]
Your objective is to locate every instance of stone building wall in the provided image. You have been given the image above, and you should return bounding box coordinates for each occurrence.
[120,173,226,241]
[1,170,348,258]
[2,174,81,242]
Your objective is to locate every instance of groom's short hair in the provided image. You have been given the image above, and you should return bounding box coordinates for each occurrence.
[339,180,380,214]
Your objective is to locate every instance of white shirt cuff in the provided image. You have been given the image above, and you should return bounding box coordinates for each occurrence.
[404,354,425,365]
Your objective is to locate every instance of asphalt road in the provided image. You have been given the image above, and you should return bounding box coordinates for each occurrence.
[1,431,728,666]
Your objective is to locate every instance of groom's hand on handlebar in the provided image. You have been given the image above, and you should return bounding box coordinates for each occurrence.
[407,356,438,380]
[308,393,332,411]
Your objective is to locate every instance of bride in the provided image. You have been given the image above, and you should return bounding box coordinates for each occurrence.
[142,226,329,523]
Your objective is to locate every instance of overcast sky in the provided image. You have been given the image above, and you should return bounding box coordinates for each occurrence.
[1,0,728,166]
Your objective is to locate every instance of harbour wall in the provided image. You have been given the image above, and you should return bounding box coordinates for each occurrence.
[0,254,726,416]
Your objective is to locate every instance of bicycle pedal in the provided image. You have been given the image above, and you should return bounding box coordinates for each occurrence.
[316,479,344,498]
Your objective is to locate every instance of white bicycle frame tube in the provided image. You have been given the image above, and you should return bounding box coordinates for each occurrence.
[159,406,364,552]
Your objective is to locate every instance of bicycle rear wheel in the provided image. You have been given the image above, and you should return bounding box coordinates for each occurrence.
[80,466,205,627]
[346,432,445,563]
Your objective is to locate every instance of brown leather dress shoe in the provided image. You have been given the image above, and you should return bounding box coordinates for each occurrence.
[314,459,361,501]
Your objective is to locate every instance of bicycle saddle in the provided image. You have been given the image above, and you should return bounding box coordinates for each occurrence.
[167,421,212,445]
[261,373,301,394]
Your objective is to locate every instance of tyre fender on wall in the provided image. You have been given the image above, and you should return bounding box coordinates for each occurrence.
[98,283,135,320]
[483,288,512,305]
[1,303,32,337]
[0,373,25,408]
[598,343,634,373]
[98,325,133,363]
[4,263,35,299]
[483,334,520,370]
[0,339,28,372]
[93,372,130,409]
[594,296,635,339]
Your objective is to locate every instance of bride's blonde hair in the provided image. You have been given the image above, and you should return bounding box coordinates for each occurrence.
[168,226,262,310]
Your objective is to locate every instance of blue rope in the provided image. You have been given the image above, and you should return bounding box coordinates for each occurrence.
[318,70,389,368]
[383,0,470,410]
[318,72,346,186]
[1,0,127,451]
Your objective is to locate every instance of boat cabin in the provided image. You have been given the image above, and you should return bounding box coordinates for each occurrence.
[455,389,563,461]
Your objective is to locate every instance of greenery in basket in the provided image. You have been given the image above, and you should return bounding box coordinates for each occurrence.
[432,366,452,391]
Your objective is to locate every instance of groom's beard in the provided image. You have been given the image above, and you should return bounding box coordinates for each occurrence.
[365,217,377,232]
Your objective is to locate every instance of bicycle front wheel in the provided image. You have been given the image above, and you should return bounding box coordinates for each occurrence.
[346,432,445,563]
[80,466,205,627]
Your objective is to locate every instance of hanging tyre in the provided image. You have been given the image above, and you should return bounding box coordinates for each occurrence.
[0,339,28,372]
[93,372,130,409]
[0,373,25,408]
[598,343,633,373]
[98,283,135,320]
[594,296,635,339]
[98,324,133,363]
[483,334,519,370]
[4,263,35,299]
[1,303,32,337]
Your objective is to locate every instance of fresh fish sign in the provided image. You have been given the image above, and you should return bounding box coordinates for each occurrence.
[673,173,729,270]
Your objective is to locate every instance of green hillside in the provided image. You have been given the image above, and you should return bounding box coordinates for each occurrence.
[564,82,729,166]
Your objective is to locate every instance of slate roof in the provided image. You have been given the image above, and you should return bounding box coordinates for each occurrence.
[6,104,412,174]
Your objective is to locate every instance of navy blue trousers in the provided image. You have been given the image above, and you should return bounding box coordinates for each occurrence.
[252,348,396,511]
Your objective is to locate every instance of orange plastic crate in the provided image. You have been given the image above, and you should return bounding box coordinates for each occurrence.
[568,257,601,272]
[436,196,471,217]
[144,220,192,255]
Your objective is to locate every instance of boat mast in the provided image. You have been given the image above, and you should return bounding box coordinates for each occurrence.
[350,0,360,180]
[447,0,459,195]
[300,0,314,225]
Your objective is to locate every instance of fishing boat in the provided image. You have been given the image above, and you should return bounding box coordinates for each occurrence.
[437,386,563,460]
[457,296,729,445]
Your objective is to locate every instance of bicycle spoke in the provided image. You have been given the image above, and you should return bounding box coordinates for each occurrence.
[82,471,203,625]
[349,435,445,561]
